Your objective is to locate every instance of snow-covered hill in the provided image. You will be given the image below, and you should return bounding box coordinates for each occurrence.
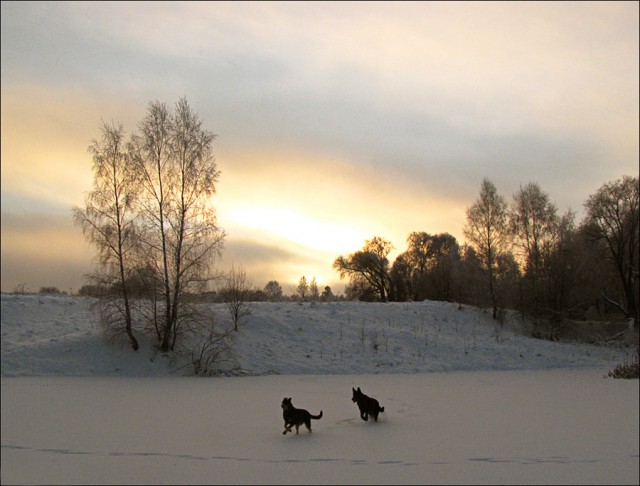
[1,293,628,377]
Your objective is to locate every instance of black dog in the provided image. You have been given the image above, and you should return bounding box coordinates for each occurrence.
[352,387,385,422]
[281,397,323,435]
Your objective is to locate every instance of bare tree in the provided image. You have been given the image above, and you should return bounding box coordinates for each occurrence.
[221,264,253,331]
[334,237,394,301]
[129,101,173,347]
[295,276,309,301]
[390,252,412,301]
[421,233,460,302]
[464,178,509,319]
[404,232,431,300]
[394,232,460,302]
[309,277,320,301]
[509,182,559,317]
[130,98,225,351]
[73,121,140,350]
[263,280,283,301]
[583,175,639,324]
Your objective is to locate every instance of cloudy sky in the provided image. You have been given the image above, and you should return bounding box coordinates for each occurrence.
[1,1,638,294]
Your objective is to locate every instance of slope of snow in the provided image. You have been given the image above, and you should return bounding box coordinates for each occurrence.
[0,293,627,377]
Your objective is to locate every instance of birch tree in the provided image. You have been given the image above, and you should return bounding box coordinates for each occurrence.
[509,182,559,319]
[130,98,225,351]
[464,178,509,319]
[73,121,140,350]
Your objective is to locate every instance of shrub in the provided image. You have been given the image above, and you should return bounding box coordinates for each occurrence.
[608,361,639,379]
[39,286,61,294]
[607,345,639,379]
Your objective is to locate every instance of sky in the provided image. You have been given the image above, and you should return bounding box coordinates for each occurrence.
[1,1,638,294]
[2,293,638,484]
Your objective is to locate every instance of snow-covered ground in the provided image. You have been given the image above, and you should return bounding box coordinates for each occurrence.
[1,293,638,484]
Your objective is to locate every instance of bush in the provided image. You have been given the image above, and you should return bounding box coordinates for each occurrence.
[189,314,234,376]
[39,286,61,294]
[78,284,110,297]
[608,362,639,379]
[607,345,639,379]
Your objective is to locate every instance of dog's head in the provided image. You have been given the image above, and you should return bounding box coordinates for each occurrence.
[352,387,362,402]
[281,397,293,410]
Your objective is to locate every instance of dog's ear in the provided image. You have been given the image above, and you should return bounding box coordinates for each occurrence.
[357,387,361,392]
[352,387,356,392]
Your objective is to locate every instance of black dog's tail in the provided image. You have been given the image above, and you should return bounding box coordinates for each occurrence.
[311,410,323,420]
[380,406,385,413]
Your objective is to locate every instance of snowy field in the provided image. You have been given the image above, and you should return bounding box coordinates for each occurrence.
[1,293,638,484]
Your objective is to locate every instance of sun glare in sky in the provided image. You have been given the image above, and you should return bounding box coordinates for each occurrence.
[230,206,366,256]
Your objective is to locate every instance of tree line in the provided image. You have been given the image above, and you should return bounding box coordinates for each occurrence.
[334,177,639,336]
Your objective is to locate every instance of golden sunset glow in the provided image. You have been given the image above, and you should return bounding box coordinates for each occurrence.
[1,2,638,294]
[229,206,366,255]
